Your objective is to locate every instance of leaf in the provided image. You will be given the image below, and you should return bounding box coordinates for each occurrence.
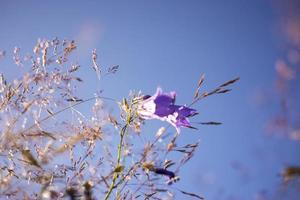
[199,121,222,125]
[108,115,119,127]
[114,165,124,173]
[107,65,119,74]
[193,90,199,100]
[163,160,175,169]
[216,89,232,94]
[66,98,83,102]
[142,162,154,171]
[74,77,83,82]
[41,131,57,140]
[121,98,129,112]
[155,188,168,192]
[179,190,204,199]
[282,166,300,182]
[83,181,93,200]
[55,134,84,154]
[193,74,205,100]
[219,77,240,88]
[197,74,205,88]
[46,109,54,116]
[183,142,199,148]
[21,149,42,168]
[185,125,198,130]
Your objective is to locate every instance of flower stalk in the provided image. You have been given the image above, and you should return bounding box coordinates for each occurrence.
[104,108,131,200]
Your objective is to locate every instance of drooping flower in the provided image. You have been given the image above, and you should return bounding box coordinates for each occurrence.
[138,88,198,132]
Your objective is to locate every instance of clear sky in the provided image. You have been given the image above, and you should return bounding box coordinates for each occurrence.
[1,0,300,199]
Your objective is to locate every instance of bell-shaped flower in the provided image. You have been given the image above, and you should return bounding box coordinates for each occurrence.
[138,88,198,132]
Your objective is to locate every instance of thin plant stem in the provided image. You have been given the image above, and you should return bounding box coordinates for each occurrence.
[104,111,131,200]
[20,96,115,136]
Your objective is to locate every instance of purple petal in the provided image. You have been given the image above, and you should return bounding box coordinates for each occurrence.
[154,95,175,106]
[175,106,198,117]
[153,88,176,106]
[175,116,191,127]
[139,87,198,132]
[154,105,175,117]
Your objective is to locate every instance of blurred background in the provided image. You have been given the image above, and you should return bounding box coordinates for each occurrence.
[1,0,300,199]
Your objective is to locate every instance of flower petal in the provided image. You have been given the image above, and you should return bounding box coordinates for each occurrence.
[138,87,198,132]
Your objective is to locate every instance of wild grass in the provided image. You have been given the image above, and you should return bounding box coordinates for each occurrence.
[0,38,238,199]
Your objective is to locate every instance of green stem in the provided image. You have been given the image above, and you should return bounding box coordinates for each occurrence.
[104,115,130,200]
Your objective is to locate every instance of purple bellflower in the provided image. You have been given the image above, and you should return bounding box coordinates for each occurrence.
[138,88,198,133]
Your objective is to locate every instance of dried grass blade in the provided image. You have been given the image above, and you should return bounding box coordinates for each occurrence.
[219,77,240,88]
[197,74,205,88]
[179,189,204,199]
[21,150,42,168]
[199,121,222,125]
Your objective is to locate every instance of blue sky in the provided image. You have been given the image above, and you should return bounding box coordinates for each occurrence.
[1,0,300,199]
